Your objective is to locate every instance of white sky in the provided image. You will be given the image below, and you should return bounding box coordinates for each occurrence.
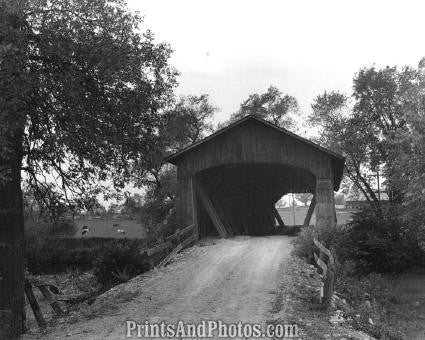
[127,0,425,123]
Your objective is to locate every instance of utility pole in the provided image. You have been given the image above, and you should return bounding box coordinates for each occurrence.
[292,193,296,225]
[377,167,381,202]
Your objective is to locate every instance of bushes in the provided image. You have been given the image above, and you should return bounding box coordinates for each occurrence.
[93,242,151,287]
[293,205,425,275]
[25,237,147,274]
[25,218,78,238]
[345,206,425,273]
[291,223,349,265]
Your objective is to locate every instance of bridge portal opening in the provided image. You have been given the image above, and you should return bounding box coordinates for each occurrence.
[195,163,315,236]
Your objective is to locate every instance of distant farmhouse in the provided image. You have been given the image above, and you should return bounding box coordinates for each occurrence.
[345,191,389,209]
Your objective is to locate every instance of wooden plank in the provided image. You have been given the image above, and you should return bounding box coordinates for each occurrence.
[322,269,335,309]
[37,284,65,315]
[165,224,194,242]
[181,234,197,248]
[196,180,229,238]
[313,238,335,266]
[303,195,316,227]
[157,244,183,268]
[273,207,286,228]
[314,252,328,277]
[146,241,172,257]
[24,279,46,329]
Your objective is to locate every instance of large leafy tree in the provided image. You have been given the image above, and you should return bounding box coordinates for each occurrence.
[0,0,177,337]
[391,61,425,225]
[227,85,299,130]
[310,65,419,212]
[310,91,382,211]
[133,95,216,238]
[133,94,215,191]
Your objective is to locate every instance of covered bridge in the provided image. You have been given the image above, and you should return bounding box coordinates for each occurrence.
[166,115,345,237]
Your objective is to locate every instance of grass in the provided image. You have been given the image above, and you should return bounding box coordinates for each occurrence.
[75,218,147,239]
[337,271,425,339]
[379,273,425,339]
[277,206,355,226]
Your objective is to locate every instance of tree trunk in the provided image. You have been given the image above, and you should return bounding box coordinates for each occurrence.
[0,126,25,338]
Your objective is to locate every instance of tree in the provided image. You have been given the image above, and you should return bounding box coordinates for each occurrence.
[310,91,382,212]
[391,60,425,227]
[295,193,313,207]
[133,95,215,191]
[134,95,216,236]
[310,63,419,214]
[352,65,417,202]
[0,0,177,337]
[227,85,299,130]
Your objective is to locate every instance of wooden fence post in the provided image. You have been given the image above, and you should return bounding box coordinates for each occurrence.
[24,279,46,329]
[37,284,65,316]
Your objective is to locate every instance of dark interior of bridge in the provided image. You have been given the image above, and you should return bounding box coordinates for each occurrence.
[196,163,316,236]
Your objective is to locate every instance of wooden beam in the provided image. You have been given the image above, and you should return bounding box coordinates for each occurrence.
[273,207,285,228]
[24,279,46,329]
[165,224,194,242]
[303,195,316,227]
[196,180,229,238]
[314,252,328,277]
[147,241,172,257]
[157,244,182,268]
[313,238,335,266]
[37,284,65,316]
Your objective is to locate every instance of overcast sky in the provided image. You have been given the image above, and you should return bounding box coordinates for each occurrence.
[127,0,425,123]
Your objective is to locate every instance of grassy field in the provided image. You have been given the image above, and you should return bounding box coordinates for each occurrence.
[70,207,354,239]
[380,273,425,339]
[277,206,355,226]
[75,218,147,239]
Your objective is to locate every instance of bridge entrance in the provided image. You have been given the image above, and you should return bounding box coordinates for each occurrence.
[165,115,345,238]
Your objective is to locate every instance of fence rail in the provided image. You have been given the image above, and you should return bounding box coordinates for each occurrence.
[145,223,197,267]
[313,238,335,309]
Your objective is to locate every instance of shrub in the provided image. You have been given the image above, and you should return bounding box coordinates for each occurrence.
[291,224,349,265]
[345,206,425,273]
[93,242,151,287]
[293,206,425,274]
[25,237,148,274]
[25,218,78,238]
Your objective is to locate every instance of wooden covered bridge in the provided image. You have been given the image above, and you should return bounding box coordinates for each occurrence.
[166,115,345,237]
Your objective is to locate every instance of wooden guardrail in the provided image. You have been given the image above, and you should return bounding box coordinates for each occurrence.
[313,238,335,309]
[145,224,197,268]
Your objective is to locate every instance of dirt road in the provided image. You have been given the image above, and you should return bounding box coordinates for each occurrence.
[37,236,293,339]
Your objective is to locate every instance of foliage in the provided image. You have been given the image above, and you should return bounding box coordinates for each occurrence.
[1,0,178,212]
[24,236,148,274]
[295,193,312,206]
[1,1,177,334]
[344,207,425,273]
[310,91,382,211]
[25,217,77,239]
[310,65,422,212]
[133,94,216,238]
[93,241,151,287]
[291,224,349,265]
[225,85,299,130]
[162,94,215,151]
